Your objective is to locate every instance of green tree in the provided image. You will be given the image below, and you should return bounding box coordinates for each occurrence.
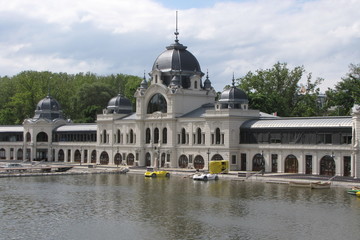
[238,62,322,117]
[325,64,360,115]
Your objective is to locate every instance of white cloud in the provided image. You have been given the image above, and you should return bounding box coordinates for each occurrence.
[0,0,359,92]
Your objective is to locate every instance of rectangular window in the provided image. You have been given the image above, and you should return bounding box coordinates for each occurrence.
[341,134,352,144]
[305,155,312,174]
[270,133,281,143]
[231,155,236,164]
[271,154,278,172]
[211,134,214,144]
[317,133,332,144]
[241,153,246,171]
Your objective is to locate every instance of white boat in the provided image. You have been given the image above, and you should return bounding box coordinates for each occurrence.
[192,173,219,181]
[310,181,331,189]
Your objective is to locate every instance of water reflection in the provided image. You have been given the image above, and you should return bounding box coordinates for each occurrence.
[0,174,359,240]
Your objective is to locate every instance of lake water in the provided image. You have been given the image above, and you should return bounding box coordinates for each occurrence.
[0,174,359,240]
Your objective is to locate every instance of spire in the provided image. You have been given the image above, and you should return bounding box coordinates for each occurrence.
[204,69,212,90]
[174,11,179,43]
[232,73,235,87]
[166,11,187,50]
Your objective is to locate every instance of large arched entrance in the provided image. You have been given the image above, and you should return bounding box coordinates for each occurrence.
[252,153,265,172]
[145,152,151,167]
[100,151,109,165]
[74,150,81,163]
[285,154,298,173]
[178,155,188,168]
[114,153,122,166]
[211,154,223,161]
[127,153,135,166]
[58,150,64,162]
[91,150,97,164]
[194,155,205,170]
[320,155,336,176]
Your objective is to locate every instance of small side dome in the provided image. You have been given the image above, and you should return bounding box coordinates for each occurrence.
[106,94,132,114]
[33,95,64,120]
[219,87,248,104]
[218,77,248,109]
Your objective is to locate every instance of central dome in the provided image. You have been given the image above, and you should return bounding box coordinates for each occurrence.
[151,39,204,88]
[152,41,201,73]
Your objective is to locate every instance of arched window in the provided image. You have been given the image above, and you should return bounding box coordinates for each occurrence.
[117,129,121,144]
[17,149,23,160]
[36,132,48,142]
[58,150,65,162]
[252,153,265,172]
[145,152,151,166]
[197,128,202,144]
[127,153,135,165]
[154,128,159,144]
[91,150,97,163]
[147,93,167,114]
[161,153,166,167]
[74,150,81,163]
[320,155,336,176]
[181,128,186,144]
[178,155,188,168]
[194,155,205,169]
[215,128,221,144]
[114,153,122,166]
[129,129,134,144]
[102,130,107,143]
[285,154,298,173]
[100,151,109,165]
[145,128,151,144]
[194,81,198,89]
[162,128,167,144]
[0,148,6,159]
[26,132,31,142]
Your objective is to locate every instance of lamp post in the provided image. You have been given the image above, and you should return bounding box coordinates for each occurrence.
[207,148,210,172]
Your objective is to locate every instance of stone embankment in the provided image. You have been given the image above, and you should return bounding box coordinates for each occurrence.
[1,163,360,188]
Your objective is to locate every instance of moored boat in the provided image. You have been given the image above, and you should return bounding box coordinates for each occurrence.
[310,181,331,189]
[347,186,360,195]
[288,181,312,187]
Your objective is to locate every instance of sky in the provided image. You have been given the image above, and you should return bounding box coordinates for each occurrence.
[0,0,359,92]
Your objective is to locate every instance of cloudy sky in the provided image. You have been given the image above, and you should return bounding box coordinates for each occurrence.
[0,0,359,92]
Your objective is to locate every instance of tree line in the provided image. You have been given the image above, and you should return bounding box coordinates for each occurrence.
[0,63,359,125]
[235,62,360,117]
[0,71,142,124]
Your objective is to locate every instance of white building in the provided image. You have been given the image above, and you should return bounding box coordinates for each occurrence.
[1,32,359,178]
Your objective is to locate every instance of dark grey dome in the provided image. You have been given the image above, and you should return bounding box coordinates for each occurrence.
[219,86,248,104]
[33,95,64,120]
[151,40,204,88]
[152,42,201,73]
[106,94,132,114]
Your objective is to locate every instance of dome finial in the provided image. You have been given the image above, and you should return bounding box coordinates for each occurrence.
[174,11,179,43]
[232,73,235,87]
[140,70,148,89]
